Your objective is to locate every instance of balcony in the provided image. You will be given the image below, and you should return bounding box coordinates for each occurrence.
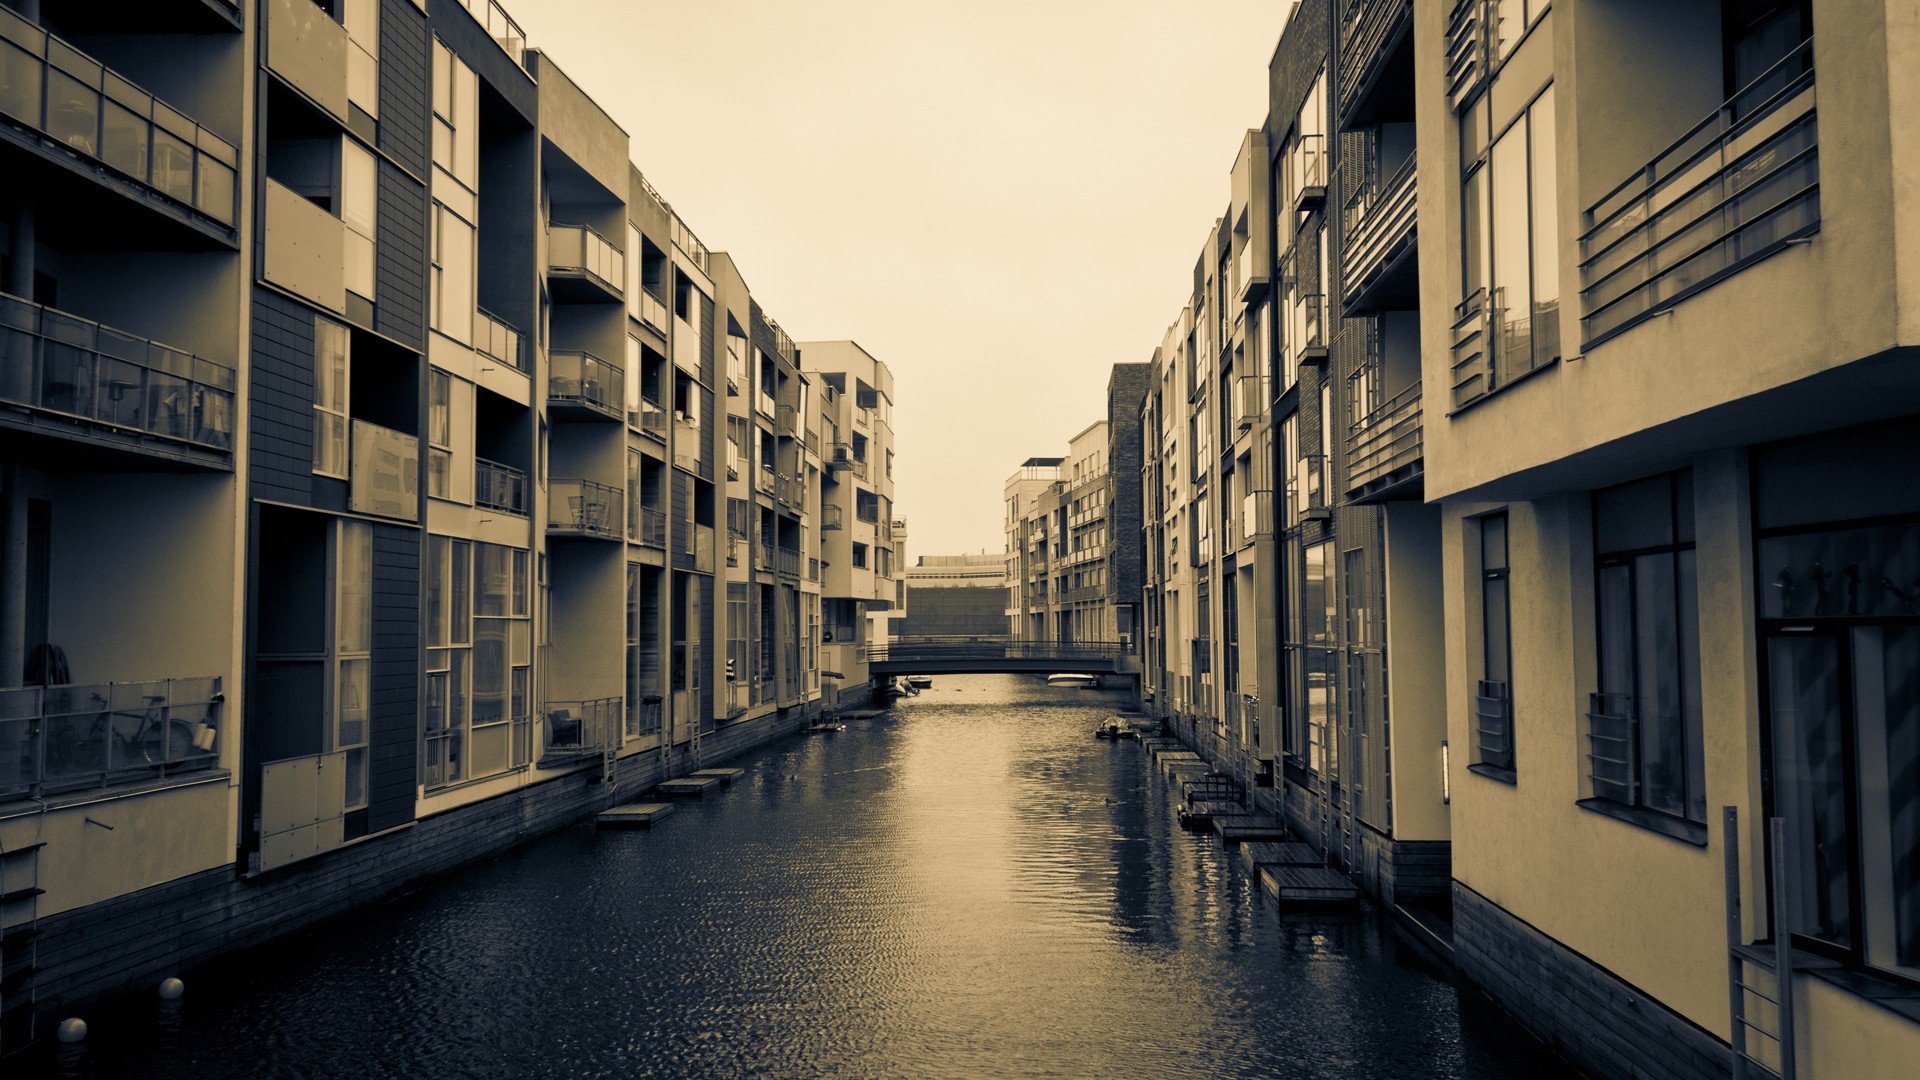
[776,474,804,511]
[349,420,419,521]
[1577,40,1818,349]
[848,455,869,481]
[1346,380,1423,502]
[675,521,714,574]
[631,505,666,550]
[0,676,222,802]
[451,0,528,68]
[266,0,347,120]
[754,463,775,496]
[1288,454,1331,524]
[1341,152,1418,312]
[473,308,525,374]
[636,290,669,336]
[548,351,624,422]
[777,546,801,580]
[672,419,700,472]
[1447,285,1553,411]
[547,478,623,540]
[1234,374,1266,434]
[547,223,624,304]
[821,504,843,531]
[0,9,239,241]
[1286,133,1327,216]
[541,696,621,760]
[1239,489,1272,549]
[827,442,853,471]
[807,557,820,582]
[0,290,236,465]
[630,396,667,442]
[1337,0,1414,125]
[474,457,527,514]
[776,403,799,438]
[1444,0,1490,112]
[752,542,774,574]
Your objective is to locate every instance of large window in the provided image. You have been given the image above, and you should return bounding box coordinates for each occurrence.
[422,537,530,789]
[428,369,451,500]
[1588,471,1704,829]
[334,521,371,811]
[1474,513,1515,777]
[429,40,478,343]
[341,138,376,302]
[1461,83,1559,399]
[314,317,349,478]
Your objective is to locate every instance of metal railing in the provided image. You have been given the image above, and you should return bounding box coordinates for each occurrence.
[630,396,667,440]
[453,0,528,67]
[1444,0,1490,111]
[1240,489,1272,548]
[1346,379,1423,495]
[1234,373,1266,432]
[637,290,669,334]
[1448,287,1494,408]
[670,215,709,271]
[1586,692,1636,804]
[0,9,240,230]
[677,521,714,573]
[1287,133,1328,213]
[631,504,666,549]
[1578,39,1818,349]
[0,676,222,801]
[863,637,1128,665]
[474,457,527,514]
[1338,0,1414,118]
[828,442,853,470]
[1343,151,1418,304]
[776,474,804,509]
[776,403,798,437]
[672,419,700,472]
[627,694,663,739]
[1475,679,1514,773]
[542,696,621,757]
[821,504,843,530]
[473,307,525,373]
[1289,454,1330,524]
[0,290,236,454]
[547,478,623,539]
[548,350,624,419]
[776,546,801,579]
[548,223,625,297]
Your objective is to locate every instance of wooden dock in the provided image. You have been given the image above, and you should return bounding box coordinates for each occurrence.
[596,802,674,829]
[655,776,720,798]
[1213,816,1289,844]
[1239,841,1323,872]
[690,768,746,786]
[1259,864,1361,908]
[1178,799,1241,829]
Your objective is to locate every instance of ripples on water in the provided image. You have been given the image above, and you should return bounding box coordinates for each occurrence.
[45,675,1567,1080]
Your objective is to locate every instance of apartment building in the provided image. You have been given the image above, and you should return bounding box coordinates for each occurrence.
[1407,0,1920,1076]
[800,340,902,711]
[901,553,1007,640]
[1004,418,1139,649]
[0,0,889,1050]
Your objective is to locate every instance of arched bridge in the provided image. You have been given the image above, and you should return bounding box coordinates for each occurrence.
[864,636,1138,677]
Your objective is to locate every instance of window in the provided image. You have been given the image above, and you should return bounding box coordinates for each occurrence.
[852,543,868,569]
[1588,472,1704,829]
[341,0,380,118]
[428,370,451,500]
[1460,84,1559,400]
[430,39,478,189]
[341,139,376,301]
[422,537,530,789]
[431,203,475,342]
[1474,513,1515,777]
[334,521,372,811]
[314,317,349,478]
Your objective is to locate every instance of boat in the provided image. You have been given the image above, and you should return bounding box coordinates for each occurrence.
[1047,673,1099,689]
[1094,716,1127,740]
[906,676,933,689]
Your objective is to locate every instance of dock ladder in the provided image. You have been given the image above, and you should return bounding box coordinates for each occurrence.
[0,804,48,1056]
[1724,806,1798,1080]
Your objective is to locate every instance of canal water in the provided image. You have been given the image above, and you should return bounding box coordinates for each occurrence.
[43,675,1569,1079]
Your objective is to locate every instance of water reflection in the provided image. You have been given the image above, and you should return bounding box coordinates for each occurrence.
[44,675,1564,1079]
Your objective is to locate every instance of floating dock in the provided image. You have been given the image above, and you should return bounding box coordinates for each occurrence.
[596,802,675,829]
[655,776,721,798]
[1259,864,1361,908]
[690,768,746,786]
[1213,816,1289,844]
[1239,841,1323,872]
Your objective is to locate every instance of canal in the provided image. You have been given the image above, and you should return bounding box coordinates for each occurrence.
[43,675,1569,1079]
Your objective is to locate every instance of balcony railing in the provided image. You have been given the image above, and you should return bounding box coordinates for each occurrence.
[776,546,801,579]
[1288,286,1328,365]
[827,442,853,471]
[752,542,774,573]
[1345,380,1423,499]
[637,290,669,335]
[821,504,843,530]
[1342,152,1418,307]
[627,694,663,740]
[548,351,624,421]
[1444,0,1490,111]
[0,9,240,232]
[632,504,666,549]
[1240,489,1272,549]
[542,696,621,758]
[776,474,804,510]
[755,463,775,495]
[453,0,528,68]
[807,557,820,582]
[1337,0,1414,121]
[547,478,623,540]
[1289,454,1330,524]
[676,521,714,573]
[473,308,525,373]
[1234,373,1266,432]
[776,403,799,437]
[0,290,236,457]
[672,419,700,472]
[848,455,868,480]
[548,223,624,301]
[1475,679,1514,774]
[1286,133,1328,214]
[630,396,667,441]
[1585,692,1636,805]
[474,457,527,514]
[0,676,222,801]
[1577,39,1818,349]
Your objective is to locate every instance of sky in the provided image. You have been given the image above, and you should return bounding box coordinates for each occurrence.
[512,0,1291,556]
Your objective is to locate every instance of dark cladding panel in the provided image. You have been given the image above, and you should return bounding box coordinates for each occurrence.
[374,160,428,351]
[377,0,431,178]
[368,523,421,833]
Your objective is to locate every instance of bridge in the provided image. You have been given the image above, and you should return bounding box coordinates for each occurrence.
[863,636,1137,677]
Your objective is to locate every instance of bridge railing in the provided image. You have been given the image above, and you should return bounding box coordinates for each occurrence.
[863,636,1128,665]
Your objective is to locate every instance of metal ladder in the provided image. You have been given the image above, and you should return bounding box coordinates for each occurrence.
[1724,807,1798,1080]
[0,806,48,1056]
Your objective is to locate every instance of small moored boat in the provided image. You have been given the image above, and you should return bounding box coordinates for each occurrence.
[1047,673,1099,689]
[906,676,933,689]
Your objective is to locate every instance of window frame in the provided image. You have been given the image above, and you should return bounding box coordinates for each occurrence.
[313,316,350,479]
[1471,511,1517,781]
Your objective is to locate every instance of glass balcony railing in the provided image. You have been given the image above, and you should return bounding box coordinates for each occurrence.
[0,9,239,231]
[637,289,669,334]
[548,350,624,420]
[547,478,623,540]
[1285,133,1327,213]
[473,308,525,373]
[474,457,527,514]
[0,290,235,456]
[542,696,621,758]
[548,223,624,299]
[452,0,528,68]
[821,505,843,531]
[631,504,666,549]
[672,420,700,472]
[630,396,667,440]
[676,521,714,573]
[0,676,222,801]
[1288,454,1330,524]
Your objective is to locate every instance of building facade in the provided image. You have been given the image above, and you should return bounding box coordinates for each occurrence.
[900,553,1008,640]
[0,0,898,1051]
[1005,422,1130,648]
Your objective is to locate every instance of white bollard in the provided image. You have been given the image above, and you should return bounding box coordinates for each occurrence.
[159,977,185,1000]
[57,1017,88,1043]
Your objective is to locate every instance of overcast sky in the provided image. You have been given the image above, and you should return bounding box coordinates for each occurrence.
[514,1,1290,556]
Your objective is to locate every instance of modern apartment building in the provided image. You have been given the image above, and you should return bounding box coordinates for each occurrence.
[901,553,1008,639]
[0,0,894,1051]
[1005,422,1127,648]
[799,340,903,711]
